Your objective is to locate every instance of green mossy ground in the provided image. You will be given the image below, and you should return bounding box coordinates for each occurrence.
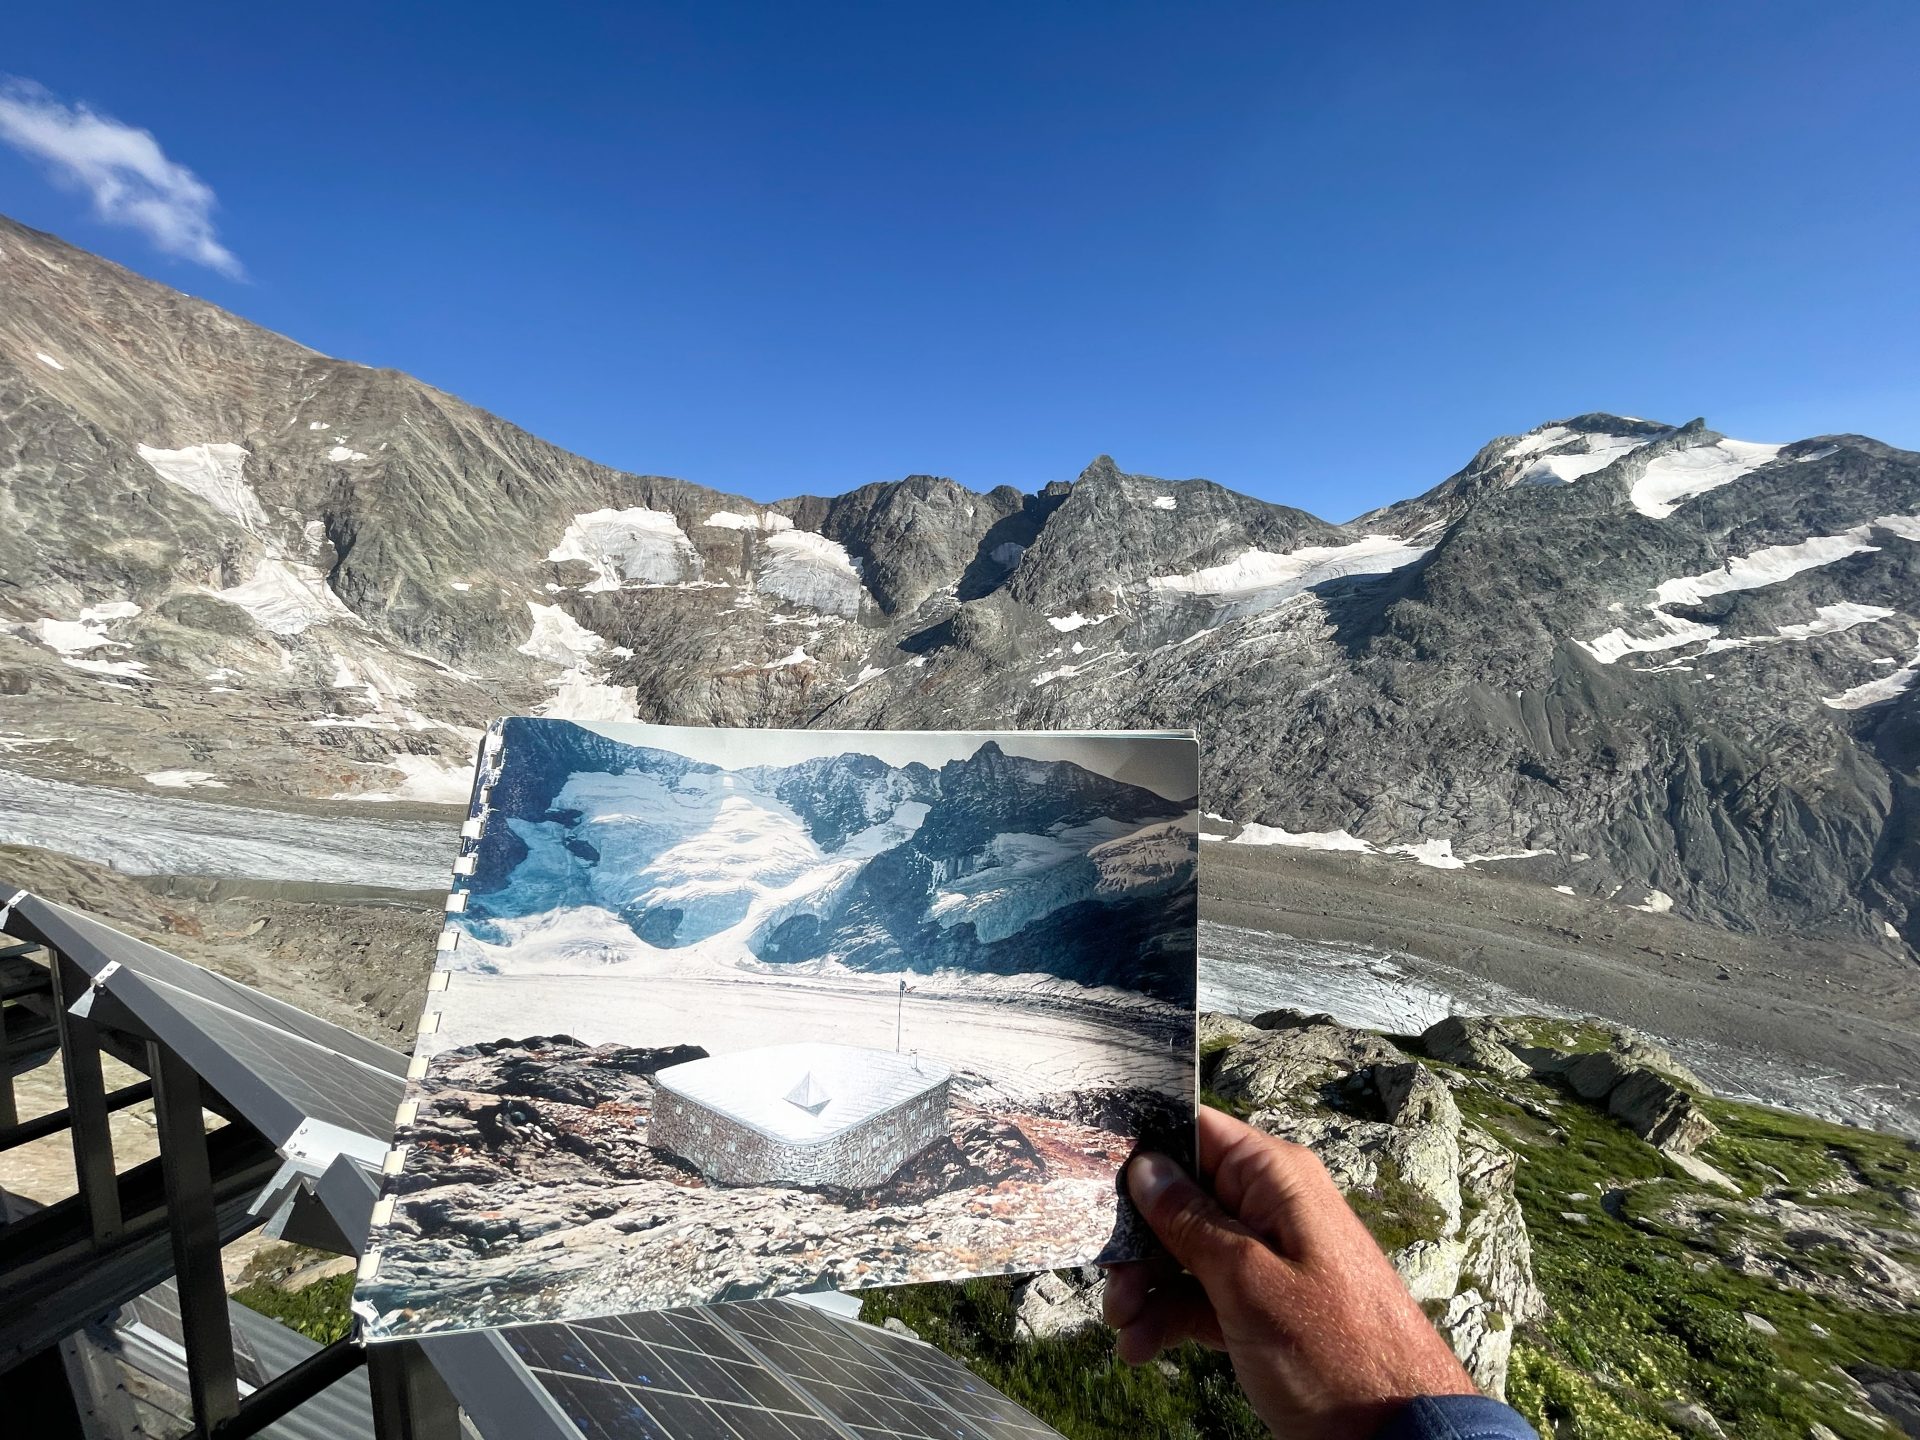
[231,1271,357,1345]
[1452,1069,1920,1439]
[873,1044,1918,1440]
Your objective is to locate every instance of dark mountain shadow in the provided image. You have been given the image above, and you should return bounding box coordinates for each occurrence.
[956,489,1072,601]
[1318,551,1439,659]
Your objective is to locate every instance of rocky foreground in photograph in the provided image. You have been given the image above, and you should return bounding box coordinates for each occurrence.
[861,1011,1920,1440]
[359,1035,1179,1333]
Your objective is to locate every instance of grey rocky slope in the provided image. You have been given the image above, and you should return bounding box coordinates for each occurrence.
[3,212,1919,954]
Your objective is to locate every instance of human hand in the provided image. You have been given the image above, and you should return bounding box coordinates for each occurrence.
[1104,1106,1478,1439]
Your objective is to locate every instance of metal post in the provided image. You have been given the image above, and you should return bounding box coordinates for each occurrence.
[0,987,14,1131]
[896,978,905,1051]
[51,953,123,1242]
[150,1039,240,1434]
[368,1341,462,1440]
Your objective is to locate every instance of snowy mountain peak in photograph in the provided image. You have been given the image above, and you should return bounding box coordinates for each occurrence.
[458,719,1198,1001]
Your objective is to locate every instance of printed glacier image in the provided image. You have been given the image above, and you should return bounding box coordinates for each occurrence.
[358,718,1198,1338]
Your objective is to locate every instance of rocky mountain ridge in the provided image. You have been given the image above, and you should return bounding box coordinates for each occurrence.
[3,212,1918,951]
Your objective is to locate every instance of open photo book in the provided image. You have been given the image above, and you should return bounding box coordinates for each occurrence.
[354,719,1199,1340]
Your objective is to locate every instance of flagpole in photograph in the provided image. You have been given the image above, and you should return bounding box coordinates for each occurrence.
[896,978,906,1051]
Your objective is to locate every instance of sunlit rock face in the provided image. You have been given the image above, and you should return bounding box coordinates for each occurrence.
[6,212,1920,949]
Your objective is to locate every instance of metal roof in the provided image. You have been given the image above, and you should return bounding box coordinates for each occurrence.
[106,1279,375,1440]
[654,1043,951,1144]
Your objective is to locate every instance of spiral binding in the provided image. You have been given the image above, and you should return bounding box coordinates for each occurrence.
[359,722,508,1290]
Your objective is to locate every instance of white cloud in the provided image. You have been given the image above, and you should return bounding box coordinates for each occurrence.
[0,78,243,278]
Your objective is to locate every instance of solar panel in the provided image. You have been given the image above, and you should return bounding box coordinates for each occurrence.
[494,1300,1065,1440]
[2,888,408,1172]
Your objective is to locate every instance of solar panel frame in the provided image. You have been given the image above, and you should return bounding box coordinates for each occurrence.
[5,889,408,1170]
[468,1296,1069,1440]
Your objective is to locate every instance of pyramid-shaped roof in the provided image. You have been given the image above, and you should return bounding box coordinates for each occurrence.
[783,1070,832,1114]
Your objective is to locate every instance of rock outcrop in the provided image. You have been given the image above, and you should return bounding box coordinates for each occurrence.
[1013,1268,1108,1342]
[1210,1009,1543,1399]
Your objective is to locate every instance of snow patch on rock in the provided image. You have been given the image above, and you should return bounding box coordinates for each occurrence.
[548,508,699,590]
[34,350,65,370]
[1233,823,1375,853]
[1230,824,1551,871]
[1653,533,1881,609]
[1824,643,1920,710]
[1512,431,1652,487]
[1580,520,1916,665]
[145,770,227,789]
[1702,602,1894,654]
[1630,438,1783,519]
[341,753,475,805]
[64,656,149,679]
[758,530,864,616]
[215,558,357,636]
[138,443,267,532]
[1147,535,1431,609]
[518,602,609,666]
[703,510,793,532]
[1047,612,1113,633]
[326,444,370,463]
[1502,425,1570,459]
[1152,495,1177,510]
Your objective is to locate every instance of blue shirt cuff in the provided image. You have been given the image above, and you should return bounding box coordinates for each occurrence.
[1373,1394,1541,1440]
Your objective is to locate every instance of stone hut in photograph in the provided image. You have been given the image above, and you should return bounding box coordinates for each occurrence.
[650,1042,952,1188]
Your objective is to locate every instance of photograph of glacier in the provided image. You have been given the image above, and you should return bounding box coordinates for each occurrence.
[357,718,1198,1338]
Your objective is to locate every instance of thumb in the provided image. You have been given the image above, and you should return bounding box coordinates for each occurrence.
[1127,1151,1263,1292]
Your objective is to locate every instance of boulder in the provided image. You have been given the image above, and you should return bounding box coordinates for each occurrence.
[1251,1008,1341,1031]
[1394,1237,1466,1302]
[1563,1048,1636,1101]
[1559,1035,1706,1098]
[1377,1062,1463,1133]
[1608,1069,1718,1155]
[1434,1289,1513,1400]
[1849,1364,1920,1437]
[1420,1016,1529,1078]
[1660,1401,1727,1436]
[1210,1024,1402,1111]
[1257,1105,1463,1237]
[1460,1184,1546,1324]
[1013,1269,1106,1342]
[1198,1012,1262,1049]
[1665,1149,1741,1195]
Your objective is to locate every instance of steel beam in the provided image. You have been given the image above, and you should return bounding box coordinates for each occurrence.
[150,1040,241,1434]
[51,953,122,1242]
[0,1079,152,1154]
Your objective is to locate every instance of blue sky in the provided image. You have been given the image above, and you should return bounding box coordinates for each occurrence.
[3,1,1916,519]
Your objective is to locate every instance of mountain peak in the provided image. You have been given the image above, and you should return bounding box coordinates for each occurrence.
[1076,455,1124,486]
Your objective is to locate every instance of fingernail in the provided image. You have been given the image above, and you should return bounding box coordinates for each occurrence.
[1128,1151,1181,1206]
